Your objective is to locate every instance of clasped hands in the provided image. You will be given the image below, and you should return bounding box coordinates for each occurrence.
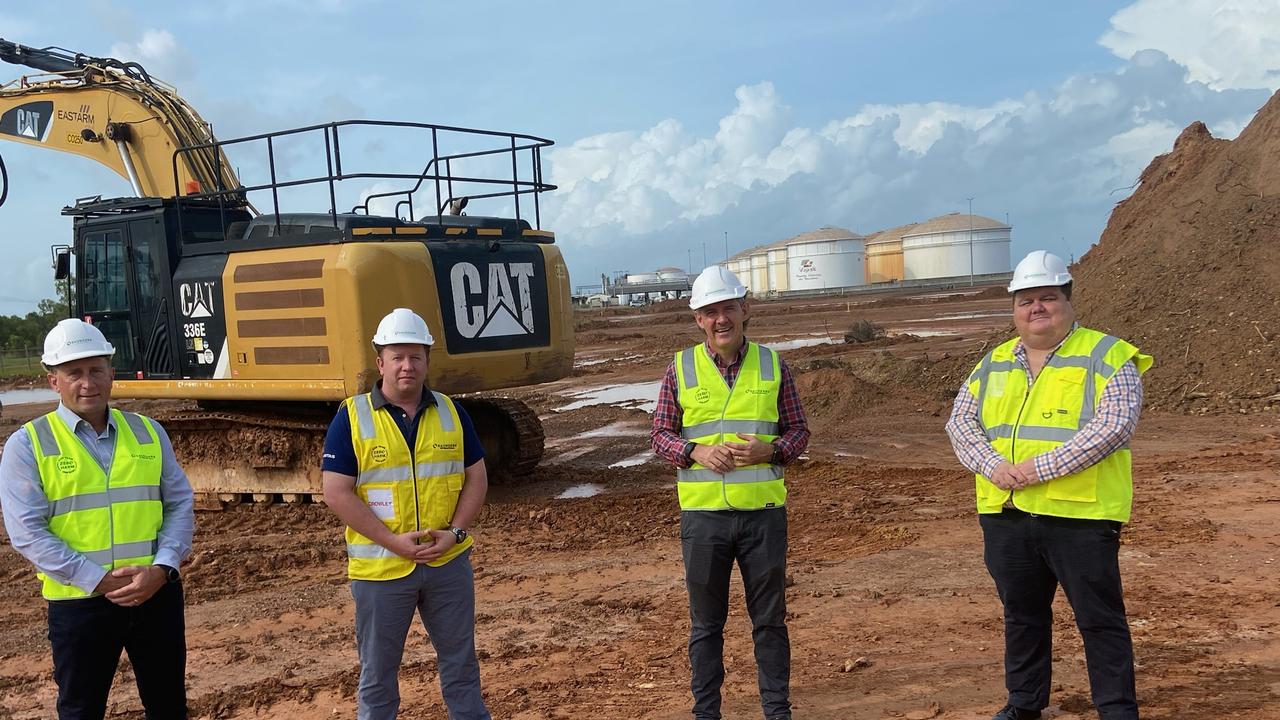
[690,434,775,474]
[990,459,1040,490]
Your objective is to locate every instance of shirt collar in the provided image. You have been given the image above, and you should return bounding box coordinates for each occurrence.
[370,382,436,412]
[54,402,116,436]
[703,339,748,369]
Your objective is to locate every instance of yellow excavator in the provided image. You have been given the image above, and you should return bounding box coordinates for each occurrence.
[0,38,573,503]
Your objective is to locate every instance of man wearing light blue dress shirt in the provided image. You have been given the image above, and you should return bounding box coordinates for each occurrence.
[0,318,194,720]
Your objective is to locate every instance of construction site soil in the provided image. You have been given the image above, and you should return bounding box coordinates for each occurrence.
[1,281,1277,719]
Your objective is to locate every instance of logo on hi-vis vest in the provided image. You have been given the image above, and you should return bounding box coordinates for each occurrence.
[57,456,78,474]
[450,262,535,339]
[694,387,711,404]
[371,445,388,463]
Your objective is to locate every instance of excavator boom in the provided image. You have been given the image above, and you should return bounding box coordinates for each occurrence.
[0,37,239,199]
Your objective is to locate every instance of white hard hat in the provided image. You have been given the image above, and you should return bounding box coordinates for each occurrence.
[42,318,116,367]
[689,265,748,310]
[372,308,435,347]
[1008,250,1072,293]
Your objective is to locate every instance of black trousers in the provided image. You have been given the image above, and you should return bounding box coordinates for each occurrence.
[681,508,790,720]
[47,580,187,720]
[981,509,1138,720]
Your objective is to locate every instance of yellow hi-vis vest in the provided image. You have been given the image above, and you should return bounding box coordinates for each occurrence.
[26,408,164,600]
[967,326,1153,522]
[344,390,472,580]
[675,342,785,511]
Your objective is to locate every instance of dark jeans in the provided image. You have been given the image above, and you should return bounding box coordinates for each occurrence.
[981,509,1138,720]
[47,580,187,720]
[681,508,790,720]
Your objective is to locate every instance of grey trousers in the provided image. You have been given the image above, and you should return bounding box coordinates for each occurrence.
[681,508,791,720]
[350,549,490,720]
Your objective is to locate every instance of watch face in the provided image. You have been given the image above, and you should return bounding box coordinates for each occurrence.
[165,566,180,583]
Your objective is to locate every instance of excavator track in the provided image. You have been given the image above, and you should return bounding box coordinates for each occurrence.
[453,396,545,481]
[154,396,544,507]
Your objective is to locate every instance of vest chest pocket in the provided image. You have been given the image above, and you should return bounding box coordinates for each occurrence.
[360,484,399,526]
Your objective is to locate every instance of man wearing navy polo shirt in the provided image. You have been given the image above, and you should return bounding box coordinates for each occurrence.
[321,308,491,720]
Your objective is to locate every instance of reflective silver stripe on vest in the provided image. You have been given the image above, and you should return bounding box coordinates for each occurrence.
[972,357,1018,425]
[677,465,785,484]
[30,415,60,458]
[431,392,455,432]
[353,394,376,441]
[356,465,413,487]
[346,543,398,559]
[114,539,158,559]
[680,419,780,440]
[1077,335,1123,428]
[985,423,1078,443]
[417,460,465,478]
[49,485,161,518]
[119,412,155,445]
[680,348,698,390]
[757,345,775,382]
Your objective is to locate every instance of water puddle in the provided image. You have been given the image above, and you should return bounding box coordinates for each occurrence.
[904,310,1005,322]
[609,451,653,468]
[890,329,959,337]
[765,337,836,351]
[553,381,662,413]
[566,421,648,441]
[556,483,605,499]
[0,388,57,406]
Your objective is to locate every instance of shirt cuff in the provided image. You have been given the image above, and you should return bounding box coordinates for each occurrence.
[978,454,1004,479]
[70,562,108,596]
[153,548,184,572]
[1033,454,1054,483]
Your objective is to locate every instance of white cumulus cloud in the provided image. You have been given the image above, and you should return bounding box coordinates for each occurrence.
[1101,0,1280,90]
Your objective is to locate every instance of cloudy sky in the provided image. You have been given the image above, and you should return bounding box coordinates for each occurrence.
[0,0,1276,310]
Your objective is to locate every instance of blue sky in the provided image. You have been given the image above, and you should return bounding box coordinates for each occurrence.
[0,0,1277,309]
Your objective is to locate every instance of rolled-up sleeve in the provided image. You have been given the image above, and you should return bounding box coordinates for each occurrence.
[150,421,194,571]
[945,385,1005,478]
[0,429,107,594]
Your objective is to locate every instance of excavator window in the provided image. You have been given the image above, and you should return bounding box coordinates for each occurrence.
[81,229,127,312]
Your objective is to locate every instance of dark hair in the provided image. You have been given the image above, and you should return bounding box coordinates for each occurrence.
[1060,282,1073,300]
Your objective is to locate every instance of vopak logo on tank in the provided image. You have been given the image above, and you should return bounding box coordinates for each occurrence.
[799,259,818,274]
[449,261,537,339]
[0,101,53,142]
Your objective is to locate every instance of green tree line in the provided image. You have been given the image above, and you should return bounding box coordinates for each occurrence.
[0,294,70,354]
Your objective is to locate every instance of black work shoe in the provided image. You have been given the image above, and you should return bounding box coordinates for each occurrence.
[991,705,1041,720]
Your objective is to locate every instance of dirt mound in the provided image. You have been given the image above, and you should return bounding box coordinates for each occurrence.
[1071,92,1280,412]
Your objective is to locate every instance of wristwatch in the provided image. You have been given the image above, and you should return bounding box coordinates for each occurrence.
[157,564,180,584]
[450,527,468,544]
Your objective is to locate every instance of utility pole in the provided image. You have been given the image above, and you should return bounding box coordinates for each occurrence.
[724,231,729,263]
[702,242,707,269]
[687,248,692,275]
[966,197,975,286]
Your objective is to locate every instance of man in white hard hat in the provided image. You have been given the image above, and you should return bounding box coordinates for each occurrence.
[321,307,491,720]
[945,251,1151,720]
[651,266,810,720]
[0,318,194,718]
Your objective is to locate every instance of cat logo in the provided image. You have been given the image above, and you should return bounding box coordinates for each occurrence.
[449,261,536,339]
[179,281,216,319]
[0,101,53,142]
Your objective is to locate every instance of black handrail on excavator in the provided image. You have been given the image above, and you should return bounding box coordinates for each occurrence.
[171,119,556,238]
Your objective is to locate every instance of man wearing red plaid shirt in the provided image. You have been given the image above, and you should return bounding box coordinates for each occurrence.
[945,251,1151,720]
[651,265,810,720]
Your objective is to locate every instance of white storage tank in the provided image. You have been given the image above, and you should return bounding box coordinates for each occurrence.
[784,227,865,291]
[767,248,789,292]
[749,253,769,294]
[625,271,659,285]
[901,213,1011,280]
[656,267,687,283]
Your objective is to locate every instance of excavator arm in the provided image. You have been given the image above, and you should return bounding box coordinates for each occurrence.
[0,38,239,199]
